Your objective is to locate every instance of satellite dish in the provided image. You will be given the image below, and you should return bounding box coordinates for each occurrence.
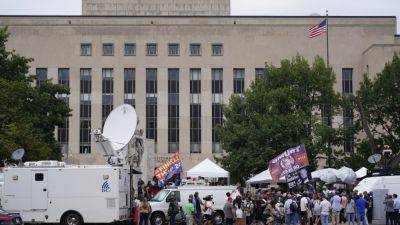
[368,154,381,164]
[11,148,25,161]
[102,104,138,151]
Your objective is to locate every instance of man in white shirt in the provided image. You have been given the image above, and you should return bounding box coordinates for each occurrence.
[284,194,297,225]
[330,192,341,225]
[300,194,309,225]
[393,194,400,225]
[320,195,332,225]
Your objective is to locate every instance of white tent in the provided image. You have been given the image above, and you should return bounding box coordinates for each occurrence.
[246,169,286,184]
[355,167,368,178]
[187,158,229,178]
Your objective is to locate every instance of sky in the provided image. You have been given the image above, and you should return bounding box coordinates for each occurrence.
[0,0,399,33]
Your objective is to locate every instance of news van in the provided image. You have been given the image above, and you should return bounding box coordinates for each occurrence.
[2,161,131,225]
[149,185,236,225]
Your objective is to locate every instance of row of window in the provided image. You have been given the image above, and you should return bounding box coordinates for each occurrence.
[43,67,354,155]
[81,43,223,56]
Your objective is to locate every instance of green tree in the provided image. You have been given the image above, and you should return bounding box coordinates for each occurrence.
[0,27,70,164]
[338,55,400,169]
[216,55,341,182]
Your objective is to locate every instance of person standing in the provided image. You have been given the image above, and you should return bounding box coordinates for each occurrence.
[185,195,195,225]
[284,194,297,225]
[168,196,179,225]
[393,194,400,225]
[312,195,322,225]
[331,192,342,225]
[139,197,152,225]
[224,197,235,225]
[193,192,203,225]
[383,195,394,225]
[356,194,367,225]
[300,194,309,225]
[345,195,356,225]
[234,196,246,225]
[320,195,332,225]
[341,193,348,224]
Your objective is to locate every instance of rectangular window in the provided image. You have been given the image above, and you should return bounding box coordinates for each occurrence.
[343,109,354,153]
[124,68,135,107]
[212,68,223,153]
[212,68,223,94]
[103,43,114,56]
[146,43,158,56]
[190,43,201,56]
[80,43,92,56]
[233,68,245,94]
[80,68,91,154]
[168,43,180,56]
[146,69,158,142]
[212,104,223,153]
[102,68,114,124]
[57,68,70,152]
[190,104,201,153]
[124,43,136,56]
[255,68,264,79]
[212,44,223,56]
[36,68,47,87]
[190,69,201,94]
[168,69,179,153]
[342,68,353,94]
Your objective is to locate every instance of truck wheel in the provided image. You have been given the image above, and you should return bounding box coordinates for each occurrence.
[62,212,83,225]
[214,211,224,225]
[150,213,165,225]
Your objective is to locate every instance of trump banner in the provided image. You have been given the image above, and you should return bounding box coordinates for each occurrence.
[268,144,309,183]
[154,152,183,182]
[286,167,311,189]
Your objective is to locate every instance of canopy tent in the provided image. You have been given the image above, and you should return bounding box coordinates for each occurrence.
[246,169,286,184]
[187,158,229,178]
[355,167,368,178]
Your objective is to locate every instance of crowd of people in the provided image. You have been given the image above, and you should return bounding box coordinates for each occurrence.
[133,179,400,225]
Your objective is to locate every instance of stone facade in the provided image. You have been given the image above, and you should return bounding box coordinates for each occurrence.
[0,16,399,172]
[82,0,230,16]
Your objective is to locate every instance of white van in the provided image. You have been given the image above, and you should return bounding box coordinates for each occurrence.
[2,162,131,225]
[354,175,400,194]
[149,186,236,225]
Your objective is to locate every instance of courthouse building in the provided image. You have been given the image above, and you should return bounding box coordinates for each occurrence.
[1,0,399,172]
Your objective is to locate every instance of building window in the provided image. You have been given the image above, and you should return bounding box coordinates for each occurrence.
[255,68,264,79]
[57,68,69,155]
[212,44,223,56]
[36,68,47,87]
[168,43,180,56]
[168,69,179,153]
[342,68,353,94]
[102,68,114,124]
[190,68,201,153]
[190,43,201,56]
[124,43,136,56]
[233,68,245,94]
[343,109,354,153]
[80,43,92,56]
[124,68,135,107]
[102,43,114,56]
[146,43,158,56]
[212,68,223,153]
[146,69,157,142]
[80,68,92,154]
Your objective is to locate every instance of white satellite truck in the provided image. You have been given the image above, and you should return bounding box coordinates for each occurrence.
[1,104,142,225]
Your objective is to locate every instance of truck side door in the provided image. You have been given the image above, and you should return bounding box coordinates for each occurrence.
[31,171,48,210]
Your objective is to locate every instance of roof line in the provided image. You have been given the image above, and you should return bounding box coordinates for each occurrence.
[0,15,396,19]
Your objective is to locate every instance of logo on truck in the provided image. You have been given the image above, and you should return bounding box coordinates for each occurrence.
[102,180,111,192]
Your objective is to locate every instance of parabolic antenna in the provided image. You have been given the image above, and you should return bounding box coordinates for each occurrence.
[368,154,381,164]
[11,148,25,161]
[102,104,138,151]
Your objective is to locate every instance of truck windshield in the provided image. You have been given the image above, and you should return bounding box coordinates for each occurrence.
[150,190,169,202]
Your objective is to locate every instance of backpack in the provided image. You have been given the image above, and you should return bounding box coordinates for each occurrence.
[290,201,298,212]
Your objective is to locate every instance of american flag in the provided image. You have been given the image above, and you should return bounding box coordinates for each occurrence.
[309,19,327,38]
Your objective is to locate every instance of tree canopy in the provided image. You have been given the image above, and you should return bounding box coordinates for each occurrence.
[216,55,341,182]
[0,27,70,164]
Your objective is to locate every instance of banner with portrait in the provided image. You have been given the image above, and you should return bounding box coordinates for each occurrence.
[268,144,310,183]
[154,152,183,182]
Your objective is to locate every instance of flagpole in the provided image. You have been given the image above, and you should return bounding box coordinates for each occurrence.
[326,10,330,67]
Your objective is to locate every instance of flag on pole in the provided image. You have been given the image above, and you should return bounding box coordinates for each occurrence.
[309,19,328,38]
[154,152,183,182]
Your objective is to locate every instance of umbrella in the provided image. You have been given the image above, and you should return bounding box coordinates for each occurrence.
[318,168,339,184]
[336,167,357,184]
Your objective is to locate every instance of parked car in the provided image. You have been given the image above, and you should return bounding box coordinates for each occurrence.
[0,210,22,225]
[0,215,14,225]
